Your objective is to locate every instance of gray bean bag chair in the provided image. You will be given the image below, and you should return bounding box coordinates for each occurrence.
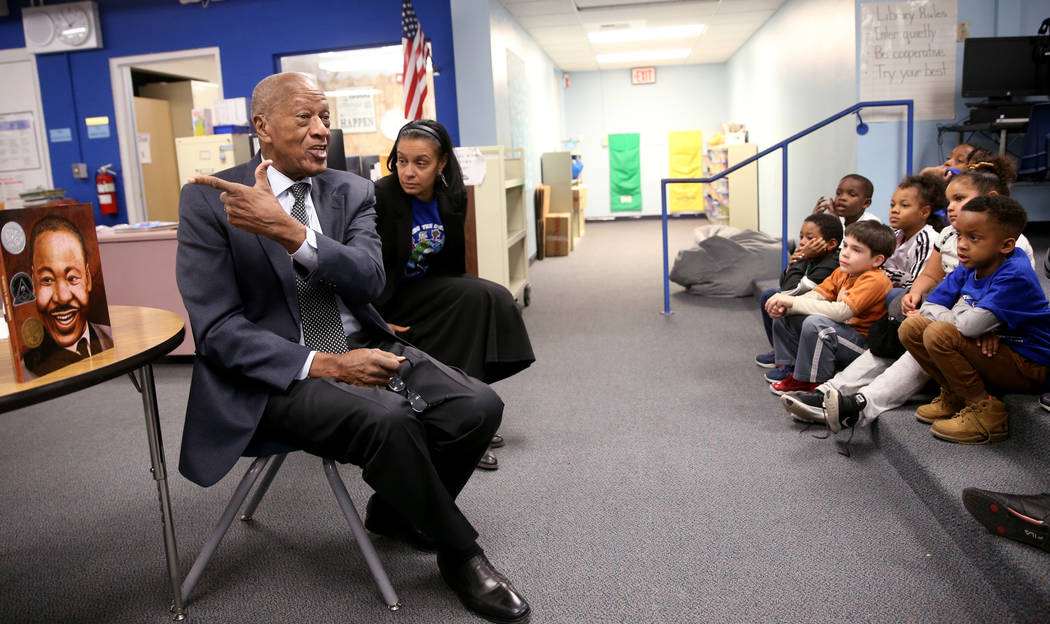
[670,224,783,297]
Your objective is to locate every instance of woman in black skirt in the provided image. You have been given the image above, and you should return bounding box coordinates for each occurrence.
[373,120,535,470]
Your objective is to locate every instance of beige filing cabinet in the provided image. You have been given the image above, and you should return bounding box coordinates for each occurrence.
[133,97,181,222]
[139,80,221,139]
[471,146,530,303]
[703,143,759,231]
[175,135,252,183]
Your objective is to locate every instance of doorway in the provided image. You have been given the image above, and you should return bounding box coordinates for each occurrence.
[109,48,222,223]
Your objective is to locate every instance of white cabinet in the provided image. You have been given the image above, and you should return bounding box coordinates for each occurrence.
[470,146,530,303]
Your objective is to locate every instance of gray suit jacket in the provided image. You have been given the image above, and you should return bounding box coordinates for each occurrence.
[175,155,393,487]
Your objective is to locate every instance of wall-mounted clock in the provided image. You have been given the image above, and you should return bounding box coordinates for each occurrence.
[22,1,103,54]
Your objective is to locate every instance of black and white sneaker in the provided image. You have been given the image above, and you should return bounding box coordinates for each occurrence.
[781,391,826,424]
[824,388,865,433]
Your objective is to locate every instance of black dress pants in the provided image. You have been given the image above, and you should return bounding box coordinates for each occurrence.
[258,334,502,552]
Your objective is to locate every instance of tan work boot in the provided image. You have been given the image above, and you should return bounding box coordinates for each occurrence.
[915,387,966,423]
[930,397,1009,444]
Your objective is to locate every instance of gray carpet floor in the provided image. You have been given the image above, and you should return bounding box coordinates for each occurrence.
[0,217,1035,623]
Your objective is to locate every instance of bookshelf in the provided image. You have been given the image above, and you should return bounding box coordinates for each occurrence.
[702,143,759,230]
[470,146,530,304]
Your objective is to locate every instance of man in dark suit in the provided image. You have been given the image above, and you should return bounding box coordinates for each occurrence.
[176,72,529,624]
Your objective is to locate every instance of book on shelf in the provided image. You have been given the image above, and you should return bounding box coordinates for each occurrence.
[0,203,113,382]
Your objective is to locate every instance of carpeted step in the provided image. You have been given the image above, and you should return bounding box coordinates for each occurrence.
[871,394,1050,624]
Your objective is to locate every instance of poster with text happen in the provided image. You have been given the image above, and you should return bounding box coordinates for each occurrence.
[859,0,957,122]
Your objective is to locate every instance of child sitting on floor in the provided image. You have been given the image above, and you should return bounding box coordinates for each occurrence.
[756,213,843,368]
[765,221,896,395]
[812,174,880,228]
[882,174,946,312]
[920,142,978,179]
[780,156,1036,431]
[899,195,1050,444]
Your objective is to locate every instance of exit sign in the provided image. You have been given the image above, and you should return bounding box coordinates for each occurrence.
[631,67,656,85]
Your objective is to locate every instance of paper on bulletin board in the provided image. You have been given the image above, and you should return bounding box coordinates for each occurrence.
[0,111,41,173]
[668,131,703,213]
[0,174,27,210]
[453,147,486,186]
[859,0,957,122]
[337,93,377,134]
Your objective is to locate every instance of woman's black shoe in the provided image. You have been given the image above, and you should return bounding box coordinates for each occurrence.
[477,449,499,470]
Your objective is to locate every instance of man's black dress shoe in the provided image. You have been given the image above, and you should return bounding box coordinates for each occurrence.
[363,495,437,552]
[438,552,530,624]
[477,448,499,470]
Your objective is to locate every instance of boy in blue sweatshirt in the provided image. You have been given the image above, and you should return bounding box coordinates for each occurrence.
[898,195,1050,444]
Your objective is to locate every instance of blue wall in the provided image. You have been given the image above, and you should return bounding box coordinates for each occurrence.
[0,0,459,224]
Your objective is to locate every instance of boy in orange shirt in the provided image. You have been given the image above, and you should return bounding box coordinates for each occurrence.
[766,221,897,394]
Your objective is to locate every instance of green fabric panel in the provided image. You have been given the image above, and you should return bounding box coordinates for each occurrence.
[608,133,642,212]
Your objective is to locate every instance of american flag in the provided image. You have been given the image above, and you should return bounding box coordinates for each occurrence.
[402,0,431,121]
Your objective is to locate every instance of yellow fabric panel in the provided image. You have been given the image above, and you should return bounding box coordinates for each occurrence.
[668,131,704,212]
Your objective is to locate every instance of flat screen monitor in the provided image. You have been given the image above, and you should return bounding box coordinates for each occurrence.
[961,36,1050,98]
[327,128,347,171]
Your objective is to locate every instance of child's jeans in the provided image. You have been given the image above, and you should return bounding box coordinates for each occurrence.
[772,314,869,383]
[760,288,780,347]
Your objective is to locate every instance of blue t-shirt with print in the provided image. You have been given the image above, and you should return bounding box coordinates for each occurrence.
[928,248,1050,366]
[404,196,444,279]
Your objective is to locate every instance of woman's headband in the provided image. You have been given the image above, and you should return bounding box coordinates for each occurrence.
[398,122,442,143]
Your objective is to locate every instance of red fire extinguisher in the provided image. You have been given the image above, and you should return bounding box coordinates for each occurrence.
[96,164,117,215]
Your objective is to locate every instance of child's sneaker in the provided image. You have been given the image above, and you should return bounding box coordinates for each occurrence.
[915,387,966,424]
[780,391,825,423]
[962,487,1050,552]
[1040,393,1050,412]
[764,365,793,383]
[769,374,819,396]
[755,351,776,368]
[930,397,1008,444]
[824,388,865,433]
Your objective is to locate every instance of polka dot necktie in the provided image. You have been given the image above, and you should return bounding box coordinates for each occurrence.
[289,183,348,354]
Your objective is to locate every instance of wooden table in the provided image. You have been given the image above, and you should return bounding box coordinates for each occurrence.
[0,305,189,620]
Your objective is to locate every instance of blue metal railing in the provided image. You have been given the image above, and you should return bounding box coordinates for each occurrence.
[659,99,914,314]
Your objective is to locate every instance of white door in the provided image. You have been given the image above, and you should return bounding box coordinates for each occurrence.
[0,49,52,209]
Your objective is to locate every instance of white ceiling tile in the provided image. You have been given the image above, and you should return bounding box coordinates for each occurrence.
[497,0,785,67]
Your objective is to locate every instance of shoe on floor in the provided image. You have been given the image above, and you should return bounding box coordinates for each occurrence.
[915,387,966,423]
[769,374,819,396]
[824,388,865,434]
[477,449,499,471]
[764,365,793,383]
[1040,393,1050,413]
[438,552,531,624]
[930,397,1008,444]
[962,487,1050,552]
[490,433,505,448]
[755,351,776,368]
[780,391,826,423]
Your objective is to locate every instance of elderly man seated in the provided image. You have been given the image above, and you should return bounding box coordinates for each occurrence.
[175,71,530,624]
